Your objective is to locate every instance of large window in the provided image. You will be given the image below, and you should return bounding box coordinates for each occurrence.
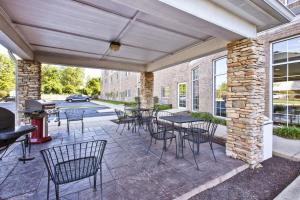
[272,36,300,126]
[161,86,170,98]
[214,57,227,117]
[192,67,199,111]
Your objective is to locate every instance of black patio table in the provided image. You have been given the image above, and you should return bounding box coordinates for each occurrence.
[159,115,203,157]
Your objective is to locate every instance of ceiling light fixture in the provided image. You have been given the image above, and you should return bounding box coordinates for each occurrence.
[110,41,121,52]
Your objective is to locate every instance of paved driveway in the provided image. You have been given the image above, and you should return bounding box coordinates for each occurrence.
[0,100,115,119]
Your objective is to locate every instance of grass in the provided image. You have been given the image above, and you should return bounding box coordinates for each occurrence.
[274,126,300,140]
[191,112,227,126]
[96,99,137,107]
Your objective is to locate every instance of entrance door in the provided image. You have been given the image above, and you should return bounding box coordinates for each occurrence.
[178,83,187,108]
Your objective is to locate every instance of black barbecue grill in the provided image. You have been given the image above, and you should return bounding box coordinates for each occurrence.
[0,107,36,162]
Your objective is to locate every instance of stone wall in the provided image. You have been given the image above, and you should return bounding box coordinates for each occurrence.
[17,60,41,123]
[140,72,154,108]
[226,39,265,168]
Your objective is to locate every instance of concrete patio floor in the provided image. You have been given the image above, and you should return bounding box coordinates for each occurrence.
[0,117,246,200]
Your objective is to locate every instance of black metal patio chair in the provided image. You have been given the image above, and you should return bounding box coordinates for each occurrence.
[182,120,218,170]
[115,109,135,134]
[64,109,85,135]
[154,110,174,132]
[147,118,177,164]
[40,140,107,200]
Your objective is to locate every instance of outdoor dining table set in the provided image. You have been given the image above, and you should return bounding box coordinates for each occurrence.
[114,107,218,170]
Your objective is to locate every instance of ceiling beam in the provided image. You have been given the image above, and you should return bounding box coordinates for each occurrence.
[146,38,229,72]
[70,0,203,40]
[14,22,170,54]
[34,51,146,72]
[111,0,257,40]
[0,8,33,59]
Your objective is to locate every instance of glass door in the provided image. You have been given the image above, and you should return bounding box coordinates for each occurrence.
[178,83,187,108]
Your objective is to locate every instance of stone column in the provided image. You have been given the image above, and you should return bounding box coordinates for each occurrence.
[17,60,41,124]
[226,39,265,168]
[140,72,154,108]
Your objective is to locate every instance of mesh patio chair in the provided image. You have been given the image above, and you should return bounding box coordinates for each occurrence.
[115,109,135,134]
[40,140,107,200]
[154,110,174,132]
[64,109,85,135]
[182,120,218,170]
[147,118,177,164]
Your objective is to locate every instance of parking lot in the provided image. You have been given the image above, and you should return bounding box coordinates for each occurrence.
[0,100,116,119]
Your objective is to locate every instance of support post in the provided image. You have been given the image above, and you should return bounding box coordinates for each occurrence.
[17,60,41,124]
[140,72,154,108]
[226,38,265,168]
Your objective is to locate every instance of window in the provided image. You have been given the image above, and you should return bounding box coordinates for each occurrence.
[161,86,170,98]
[192,67,200,111]
[214,57,227,117]
[272,36,300,126]
[178,83,187,108]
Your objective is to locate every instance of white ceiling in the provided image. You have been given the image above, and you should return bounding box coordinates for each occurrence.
[0,0,295,72]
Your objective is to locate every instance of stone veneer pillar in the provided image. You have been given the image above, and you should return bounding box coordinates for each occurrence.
[17,60,41,124]
[140,72,154,108]
[226,38,265,168]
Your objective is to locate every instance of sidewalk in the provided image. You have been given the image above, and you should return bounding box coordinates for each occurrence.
[274,175,300,200]
[273,135,300,161]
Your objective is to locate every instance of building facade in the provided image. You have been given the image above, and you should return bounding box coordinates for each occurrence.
[100,70,140,102]
[100,0,300,126]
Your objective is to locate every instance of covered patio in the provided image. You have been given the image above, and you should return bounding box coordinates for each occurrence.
[0,0,295,199]
[0,117,246,199]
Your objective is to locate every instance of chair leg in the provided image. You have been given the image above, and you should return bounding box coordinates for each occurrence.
[187,140,199,170]
[54,184,59,200]
[120,123,126,135]
[47,174,50,200]
[21,141,26,164]
[100,166,103,200]
[167,138,173,149]
[116,123,120,133]
[175,137,178,158]
[147,137,153,153]
[158,145,165,164]
[209,142,217,162]
[67,121,70,135]
[93,173,97,191]
[82,120,84,134]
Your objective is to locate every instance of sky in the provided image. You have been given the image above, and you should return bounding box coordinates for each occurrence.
[0,43,102,80]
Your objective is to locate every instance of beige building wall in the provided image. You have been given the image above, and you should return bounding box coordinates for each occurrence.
[154,51,226,113]
[100,70,139,102]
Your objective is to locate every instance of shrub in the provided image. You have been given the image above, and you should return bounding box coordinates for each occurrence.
[154,104,172,111]
[82,87,92,96]
[274,126,300,140]
[43,82,62,94]
[63,85,76,94]
[191,112,226,126]
[0,90,8,98]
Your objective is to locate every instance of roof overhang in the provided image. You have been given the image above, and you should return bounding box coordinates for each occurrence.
[0,0,295,72]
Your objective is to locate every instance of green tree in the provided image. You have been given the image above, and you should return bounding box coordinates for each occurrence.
[63,85,76,94]
[0,54,15,93]
[61,67,84,92]
[85,77,101,96]
[41,64,63,94]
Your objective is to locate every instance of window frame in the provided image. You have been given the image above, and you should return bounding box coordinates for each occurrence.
[271,35,300,126]
[213,56,227,118]
[191,67,200,112]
